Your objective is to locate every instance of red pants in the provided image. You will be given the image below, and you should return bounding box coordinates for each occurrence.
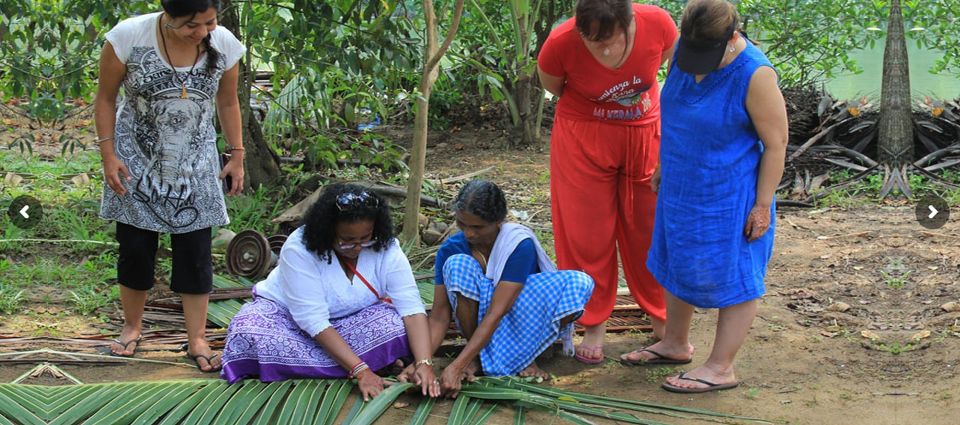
[550,117,665,326]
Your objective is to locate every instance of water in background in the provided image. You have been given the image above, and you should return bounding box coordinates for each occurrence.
[826,38,959,101]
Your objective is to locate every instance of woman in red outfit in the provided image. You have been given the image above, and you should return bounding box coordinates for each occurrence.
[538,0,678,364]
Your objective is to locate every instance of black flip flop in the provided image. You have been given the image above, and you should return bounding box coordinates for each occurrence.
[110,335,143,357]
[186,352,222,373]
[661,372,739,393]
[620,348,692,365]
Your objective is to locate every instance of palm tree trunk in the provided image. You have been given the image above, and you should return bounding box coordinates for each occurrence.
[878,0,913,164]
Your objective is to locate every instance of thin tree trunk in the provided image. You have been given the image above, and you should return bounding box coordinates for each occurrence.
[878,0,913,165]
[517,75,537,146]
[220,0,281,190]
[401,0,465,244]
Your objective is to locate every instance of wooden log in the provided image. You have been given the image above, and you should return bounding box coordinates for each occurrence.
[434,165,496,185]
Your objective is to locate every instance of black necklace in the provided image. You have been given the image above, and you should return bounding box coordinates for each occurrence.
[159,14,200,99]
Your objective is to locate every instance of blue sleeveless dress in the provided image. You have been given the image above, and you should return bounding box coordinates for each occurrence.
[646,42,776,308]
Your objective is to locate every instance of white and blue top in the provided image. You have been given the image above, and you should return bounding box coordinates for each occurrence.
[255,227,427,338]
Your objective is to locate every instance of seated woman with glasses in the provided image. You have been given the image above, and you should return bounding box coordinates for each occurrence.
[221,183,440,400]
[404,180,594,398]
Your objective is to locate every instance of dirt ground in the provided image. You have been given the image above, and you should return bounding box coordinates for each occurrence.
[3,127,960,424]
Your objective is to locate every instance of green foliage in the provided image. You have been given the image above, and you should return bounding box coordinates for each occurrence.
[0,0,153,123]
[69,286,116,315]
[243,0,422,167]
[810,170,886,207]
[655,0,885,89]
[0,280,26,314]
[0,253,118,316]
[226,184,284,235]
[0,377,766,424]
[905,0,960,75]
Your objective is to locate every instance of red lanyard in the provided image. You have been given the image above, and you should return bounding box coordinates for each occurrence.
[344,260,392,304]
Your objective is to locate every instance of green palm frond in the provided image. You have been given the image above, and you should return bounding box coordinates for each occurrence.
[0,377,769,425]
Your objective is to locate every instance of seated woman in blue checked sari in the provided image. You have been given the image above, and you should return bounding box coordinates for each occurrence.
[221,183,440,401]
[404,180,594,398]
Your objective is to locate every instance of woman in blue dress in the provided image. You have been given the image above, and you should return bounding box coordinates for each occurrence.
[620,0,788,393]
[407,180,594,398]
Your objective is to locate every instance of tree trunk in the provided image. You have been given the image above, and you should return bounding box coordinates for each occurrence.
[401,0,465,245]
[220,0,281,190]
[516,74,538,146]
[878,0,913,165]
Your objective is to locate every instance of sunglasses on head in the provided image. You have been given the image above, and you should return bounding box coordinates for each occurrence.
[336,191,379,211]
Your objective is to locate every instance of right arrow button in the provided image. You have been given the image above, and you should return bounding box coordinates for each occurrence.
[917,195,949,230]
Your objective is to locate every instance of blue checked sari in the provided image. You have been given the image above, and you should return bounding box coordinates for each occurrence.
[442,253,594,376]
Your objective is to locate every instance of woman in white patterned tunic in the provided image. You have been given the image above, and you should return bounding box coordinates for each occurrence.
[94,0,245,372]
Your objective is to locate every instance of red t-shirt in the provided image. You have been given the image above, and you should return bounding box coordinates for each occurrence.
[538,4,677,126]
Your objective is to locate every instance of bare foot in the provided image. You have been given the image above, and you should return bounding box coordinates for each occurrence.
[111,324,142,356]
[663,365,737,391]
[518,362,550,381]
[620,341,694,364]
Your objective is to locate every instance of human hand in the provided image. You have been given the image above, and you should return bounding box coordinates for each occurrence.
[396,363,417,383]
[356,369,385,401]
[651,166,661,194]
[439,363,465,399]
[102,154,131,196]
[743,204,771,242]
[219,154,244,196]
[414,363,441,398]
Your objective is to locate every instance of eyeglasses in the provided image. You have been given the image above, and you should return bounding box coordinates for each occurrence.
[336,191,379,211]
[336,239,377,250]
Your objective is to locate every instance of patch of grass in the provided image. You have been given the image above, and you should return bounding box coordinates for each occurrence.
[226,183,291,235]
[645,366,682,383]
[880,270,909,289]
[745,387,761,400]
[537,169,550,185]
[0,283,25,314]
[808,170,885,208]
[45,202,113,243]
[1,253,118,315]
[69,286,116,315]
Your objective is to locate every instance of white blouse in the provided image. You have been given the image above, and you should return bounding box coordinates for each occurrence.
[254,227,426,337]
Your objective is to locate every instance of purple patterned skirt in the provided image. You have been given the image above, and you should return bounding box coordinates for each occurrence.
[220,297,410,383]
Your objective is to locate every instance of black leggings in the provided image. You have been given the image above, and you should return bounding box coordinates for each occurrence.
[116,222,213,294]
